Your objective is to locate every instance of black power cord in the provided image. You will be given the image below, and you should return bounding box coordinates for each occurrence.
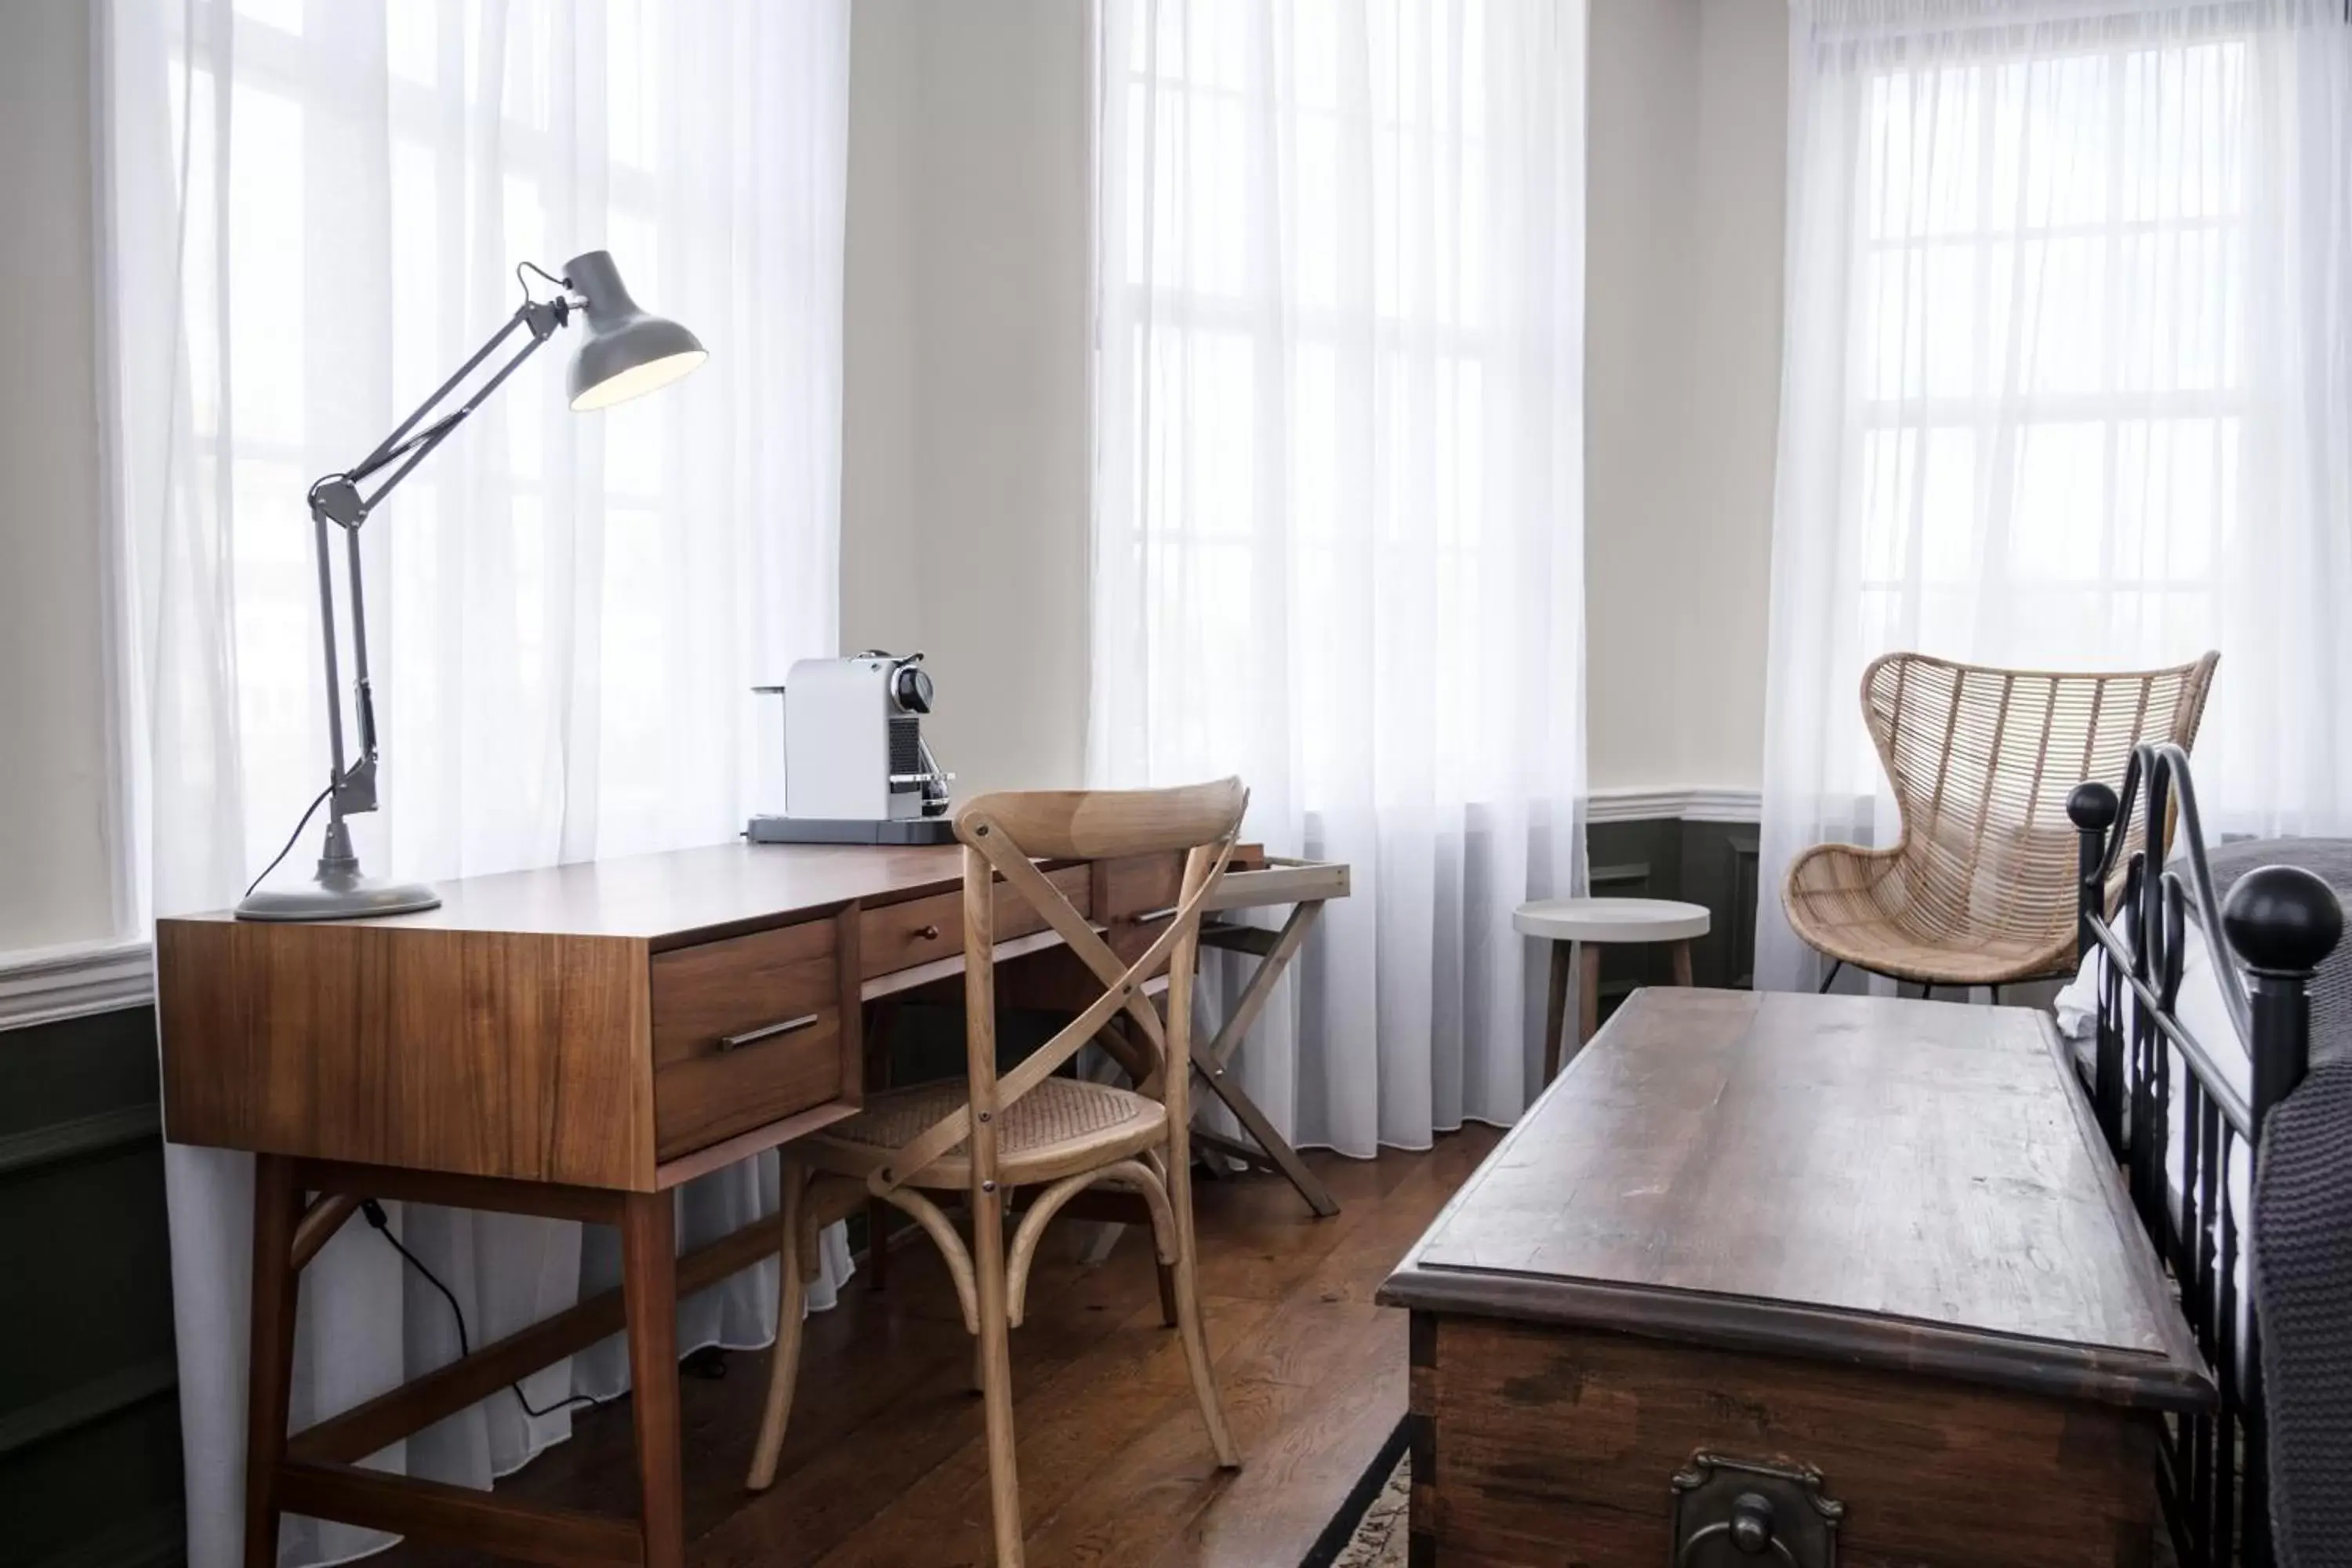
[244,783,333,899]
[360,1200,604,1421]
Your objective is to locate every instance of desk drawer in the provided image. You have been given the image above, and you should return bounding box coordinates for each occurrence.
[651,915,853,1161]
[859,865,1093,979]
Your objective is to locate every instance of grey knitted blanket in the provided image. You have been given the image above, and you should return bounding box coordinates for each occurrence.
[2209,840,2352,1565]
[2256,1059,2352,1566]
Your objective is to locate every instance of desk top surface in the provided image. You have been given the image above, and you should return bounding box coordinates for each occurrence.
[169,840,975,944]
[1384,988,2210,1408]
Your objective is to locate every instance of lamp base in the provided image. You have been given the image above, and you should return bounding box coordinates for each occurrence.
[235,871,441,922]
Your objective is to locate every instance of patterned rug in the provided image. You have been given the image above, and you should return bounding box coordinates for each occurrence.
[1303,1423,1410,1568]
[1327,1453,1408,1566]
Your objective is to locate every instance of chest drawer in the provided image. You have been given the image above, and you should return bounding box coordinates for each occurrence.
[858,864,1093,979]
[650,913,855,1161]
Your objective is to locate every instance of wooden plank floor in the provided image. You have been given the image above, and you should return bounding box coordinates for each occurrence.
[373,1128,1500,1568]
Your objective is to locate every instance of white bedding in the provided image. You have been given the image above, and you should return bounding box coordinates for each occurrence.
[2053,921,2253,1283]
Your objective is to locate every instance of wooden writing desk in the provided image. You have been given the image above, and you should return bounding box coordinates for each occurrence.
[156,838,1345,1568]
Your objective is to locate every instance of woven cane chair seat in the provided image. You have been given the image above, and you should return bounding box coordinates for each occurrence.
[804,1075,1167,1187]
[1784,651,2219,989]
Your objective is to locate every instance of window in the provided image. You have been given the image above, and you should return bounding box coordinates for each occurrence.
[114,0,844,916]
[1849,29,2246,670]
[1090,0,1586,1146]
[1099,0,1546,813]
[146,0,808,887]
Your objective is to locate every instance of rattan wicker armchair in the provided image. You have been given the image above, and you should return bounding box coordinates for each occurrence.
[1783,650,2220,993]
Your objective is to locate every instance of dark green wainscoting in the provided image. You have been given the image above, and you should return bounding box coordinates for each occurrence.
[1584,816,1762,1028]
[0,1006,186,1568]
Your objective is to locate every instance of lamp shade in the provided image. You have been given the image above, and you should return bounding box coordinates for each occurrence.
[562,250,707,411]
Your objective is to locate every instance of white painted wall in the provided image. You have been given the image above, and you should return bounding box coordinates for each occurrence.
[840,0,1093,800]
[1583,0,1787,793]
[1680,0,1788,791]
[1584,0,1704,793]
[0,4,118,955]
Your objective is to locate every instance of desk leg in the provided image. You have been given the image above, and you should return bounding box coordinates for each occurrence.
[1192,1047,1340,1218]
[863,999,900,1294]
[621,1192,685,1568]
[244,1154,302,1568]
[1191,902,1340,1218]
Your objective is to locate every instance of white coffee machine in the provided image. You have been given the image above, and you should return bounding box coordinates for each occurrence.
[747,651,956,844]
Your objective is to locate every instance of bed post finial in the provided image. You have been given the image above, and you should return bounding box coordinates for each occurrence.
[2067,782,2125,1148]
[2067,780,2120,831]
[2225,864,2340,1135]
[2067,782,2119,960]
[2223,865,2343,981]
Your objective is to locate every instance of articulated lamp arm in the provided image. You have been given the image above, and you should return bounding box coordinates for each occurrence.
[301,289,572,830]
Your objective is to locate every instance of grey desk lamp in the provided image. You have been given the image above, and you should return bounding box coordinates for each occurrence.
[235,250,705,921]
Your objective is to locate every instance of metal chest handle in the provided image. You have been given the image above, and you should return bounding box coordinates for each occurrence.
[1668,1454,1841,1568]
[1677,1492,1798,1563]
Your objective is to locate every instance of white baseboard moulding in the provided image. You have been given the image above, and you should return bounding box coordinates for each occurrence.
[0,937,157,1033]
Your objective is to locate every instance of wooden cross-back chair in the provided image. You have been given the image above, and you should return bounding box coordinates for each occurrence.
[1783,650,2219,993]
[745,779,1248,1567]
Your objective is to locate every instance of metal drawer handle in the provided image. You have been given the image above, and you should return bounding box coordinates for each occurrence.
[717,1012,821,1053]
[915,924,940,941]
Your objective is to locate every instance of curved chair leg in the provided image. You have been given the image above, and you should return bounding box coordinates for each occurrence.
[970,1180,1026,1567]
[873,1186,979,1333]
[1156,1261,1181,1330]
[1140,1150,1179,1326]
[1158,1143,1239,1468]
[747,1166,811,1492]
[1005,1160,1173,1328]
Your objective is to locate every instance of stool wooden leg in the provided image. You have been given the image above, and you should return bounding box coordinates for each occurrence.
[622,1191,685,1568]
[1541,940,1573,1083]
[243,1154,301,1568]
[1577,943,1602,1051]
[1671,939,1694,987]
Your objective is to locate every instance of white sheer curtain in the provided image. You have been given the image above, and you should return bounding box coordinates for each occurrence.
[1091,0,1588,1155]
[1758,0,2352,992]
[96,3,851,1564]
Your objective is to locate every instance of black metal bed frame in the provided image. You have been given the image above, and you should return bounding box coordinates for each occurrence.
[2069,743,2345,1568]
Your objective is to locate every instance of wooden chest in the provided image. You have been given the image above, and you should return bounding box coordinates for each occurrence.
[1378,989,2212,1568]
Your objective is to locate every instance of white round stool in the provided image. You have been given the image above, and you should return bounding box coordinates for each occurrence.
[1514,897,1711,1082]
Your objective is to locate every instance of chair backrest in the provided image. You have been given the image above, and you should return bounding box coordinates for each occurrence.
[1864,650,2219,953]
[867,779,1248,1195]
